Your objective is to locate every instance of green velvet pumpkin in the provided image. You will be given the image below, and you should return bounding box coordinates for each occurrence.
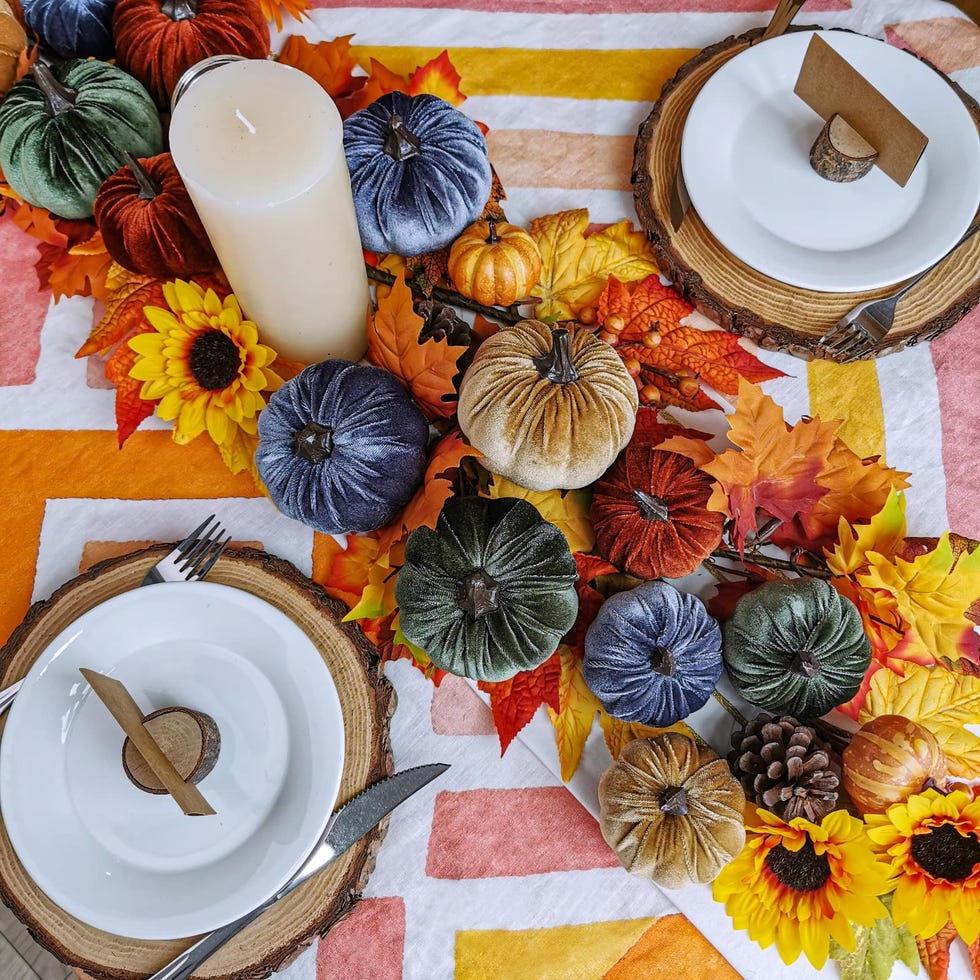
[395,496,578,682]
[722,578,871,719]
[0,60,163,219]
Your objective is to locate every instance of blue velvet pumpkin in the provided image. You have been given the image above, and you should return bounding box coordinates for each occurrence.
[21,0,117,59]
[583,581,723,727]
[343,92,492,256]
[255,359,429,535]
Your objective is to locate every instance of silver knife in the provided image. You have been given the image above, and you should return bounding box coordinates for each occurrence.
[147,763,450,980]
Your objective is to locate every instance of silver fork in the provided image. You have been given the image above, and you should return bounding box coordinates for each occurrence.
[817,222,980,363]
[0,517,230,715]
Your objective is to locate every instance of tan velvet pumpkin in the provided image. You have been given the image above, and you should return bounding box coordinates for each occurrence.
[599,733,746,889]
[456,320,638,491]
[0,2,26,99]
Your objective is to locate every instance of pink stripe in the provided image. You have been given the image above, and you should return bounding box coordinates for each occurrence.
[931,307,980,540]
[316,897,405,980]
[311,0,846,12]
[430,674,496,735]
[426,787,619,878]
[0,219,47,387]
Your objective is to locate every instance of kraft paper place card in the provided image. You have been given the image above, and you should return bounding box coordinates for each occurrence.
[794,33,928,187]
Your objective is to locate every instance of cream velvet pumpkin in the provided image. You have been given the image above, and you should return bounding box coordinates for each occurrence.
[456,320,638,491]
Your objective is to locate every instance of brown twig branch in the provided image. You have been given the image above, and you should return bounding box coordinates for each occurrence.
[710,547,833,580]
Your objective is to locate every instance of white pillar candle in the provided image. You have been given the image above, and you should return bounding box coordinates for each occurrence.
[169,59,369,365]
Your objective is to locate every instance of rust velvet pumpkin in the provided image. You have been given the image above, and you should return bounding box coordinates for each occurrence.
[112,0,269,110]
[94,152,220,279]
[591,446,724,580]
[448,219,542,307]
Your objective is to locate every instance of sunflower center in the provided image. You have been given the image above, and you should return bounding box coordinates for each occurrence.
[650,646,675,676]
[910,822,980,882]
[765,838,831,892]
[457,569,500,619]
[189,330,240,390]
[634,490,669,521]
[294,421,334,464]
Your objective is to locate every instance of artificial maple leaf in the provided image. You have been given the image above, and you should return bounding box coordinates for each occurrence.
[598,275,784,410]
[481,166,507,223]
[485,475,594,553]
[344,556,399,623]
[217,425,261,481]
[547,645,601,782]
[408,50,465,105]
[76,265,166,357]
[827,490,908,578]
[13,42,36,84]
[336,57,410,117]
[915,920,958,980]
[277,34,366,101]
[563,553,619,656]
[104,333,156,446]
[367,270,468,419]
[859,533,980,667]
[599,713,692,760]
[478,652,561,755]
[631,407,712,449]
[858,662,980,779]
[314,533,381,609]
[705,563,778,621]
[701,378,839,554]
[404,246,450,296]
[10,199,71,247]
[657,432,717,467]
[41,230,112,301]
[529,210,659,321]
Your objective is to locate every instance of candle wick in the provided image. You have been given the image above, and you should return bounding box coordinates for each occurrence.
[234,109,257,135]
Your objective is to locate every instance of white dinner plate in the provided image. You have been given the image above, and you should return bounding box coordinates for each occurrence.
[0,581,345,939]
[680,30,980,292]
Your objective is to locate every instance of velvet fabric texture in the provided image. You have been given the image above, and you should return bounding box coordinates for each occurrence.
[93,152,220,278]
[583,580,722,727]
[598,734,746,890]
[457,320,638,491]
[22,0,116,59]
[590,446,725,579]
[256,360,429,536]
[112,0,269,110]
[343,91,492,256]
[395,496,578,682]
[0,2,27,99]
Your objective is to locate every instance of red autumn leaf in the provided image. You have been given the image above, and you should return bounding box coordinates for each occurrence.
[915,921,958,980]
[705,564,778,621]
[366,611,448,685]
[597,275,784,411]
[478,651,561,754]
[277,34,367,101]
[335,58,410,118]
[408,50,465,106]
[630,406,712,448]
[114,374,157,447]
[563,553,619,657]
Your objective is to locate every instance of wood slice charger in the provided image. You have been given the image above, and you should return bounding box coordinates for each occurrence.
[633,26,980,360]
[0,545,396,980]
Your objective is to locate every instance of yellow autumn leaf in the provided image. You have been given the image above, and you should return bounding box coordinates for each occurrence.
[858,663,980,778]
[529,209,659,320]
[486,475,594,554]
[547,646,600,781]
[827,489,907,578]
[344,559,398,622]
[598,711,693,760]
[857,533,980,664]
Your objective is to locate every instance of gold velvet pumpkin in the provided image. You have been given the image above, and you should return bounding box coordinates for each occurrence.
[0,1,26,99]
[448,219,542,307]
[456,320,638,491]
[599,733,746,889]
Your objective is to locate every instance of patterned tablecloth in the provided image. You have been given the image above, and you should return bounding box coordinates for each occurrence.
[1,0,978,978]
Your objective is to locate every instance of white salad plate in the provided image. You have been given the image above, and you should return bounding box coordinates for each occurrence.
[0,581,345,940]
[680,30,980,292]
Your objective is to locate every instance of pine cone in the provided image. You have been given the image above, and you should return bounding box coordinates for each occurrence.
[729,713,840,823]
[415,299,471,346]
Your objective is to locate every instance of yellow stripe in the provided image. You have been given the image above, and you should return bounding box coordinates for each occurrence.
[486,130,633,189]
[351,46,696,101]
[807,360,886,458]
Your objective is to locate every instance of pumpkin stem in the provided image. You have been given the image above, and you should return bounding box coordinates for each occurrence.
[383,115,422,162]
[486,220,499,245]
[532,328,580,385]
[659,786,689,816]
[160,0,198,20]
[294,421,334,464]
[31,62,76,117]
[649,646,676,677]
[634,490,669,521]
[123,152,161,201]
[457,569,500,620]
[790,649,821,678]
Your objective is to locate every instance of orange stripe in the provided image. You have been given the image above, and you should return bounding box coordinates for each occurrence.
[486,131,634,190]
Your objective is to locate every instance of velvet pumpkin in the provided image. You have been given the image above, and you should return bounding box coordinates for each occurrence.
[94,152,220,279]
[583,580,723,727]
[112,0,269,111]
[448,219,542,307]
[343,91,492,256]
[21,0,116,59]
[395,496,578,682]
[456,320,638,491]
[255,359,429,535]
[722,578,871,719]
[0,1,26,99]
[599,733,746,889]
[591,446,724,580]
[0,60,163,219]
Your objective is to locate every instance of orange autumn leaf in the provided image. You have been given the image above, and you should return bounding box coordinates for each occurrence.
[257,0,308,31]
[76,265,166,357]
[104,335,156,446]
[547,645,601,782]
[478,652,561,755]
[701,378,839,553]
[367,270,468,419]
[404,246,451,296]
[277,34,366,100]
[336,57,410,117]
[42,230,112,301]
[315,533,381,609]
[10,199,70,246]
[408,50,465,105]
[597,275,784,411]
[915,920,958,980]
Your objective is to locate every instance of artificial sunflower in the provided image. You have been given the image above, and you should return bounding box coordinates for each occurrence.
[865,788,980,944]
[257,0,309,31]
[129,280,282,456]
[713,807,891,969]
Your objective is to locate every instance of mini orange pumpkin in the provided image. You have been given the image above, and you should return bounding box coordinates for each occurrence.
[0,1,26,99]
[448,219,542,307]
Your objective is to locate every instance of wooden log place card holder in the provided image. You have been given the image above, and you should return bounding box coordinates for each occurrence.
[794,33,928,186]
[79,667,216,816]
